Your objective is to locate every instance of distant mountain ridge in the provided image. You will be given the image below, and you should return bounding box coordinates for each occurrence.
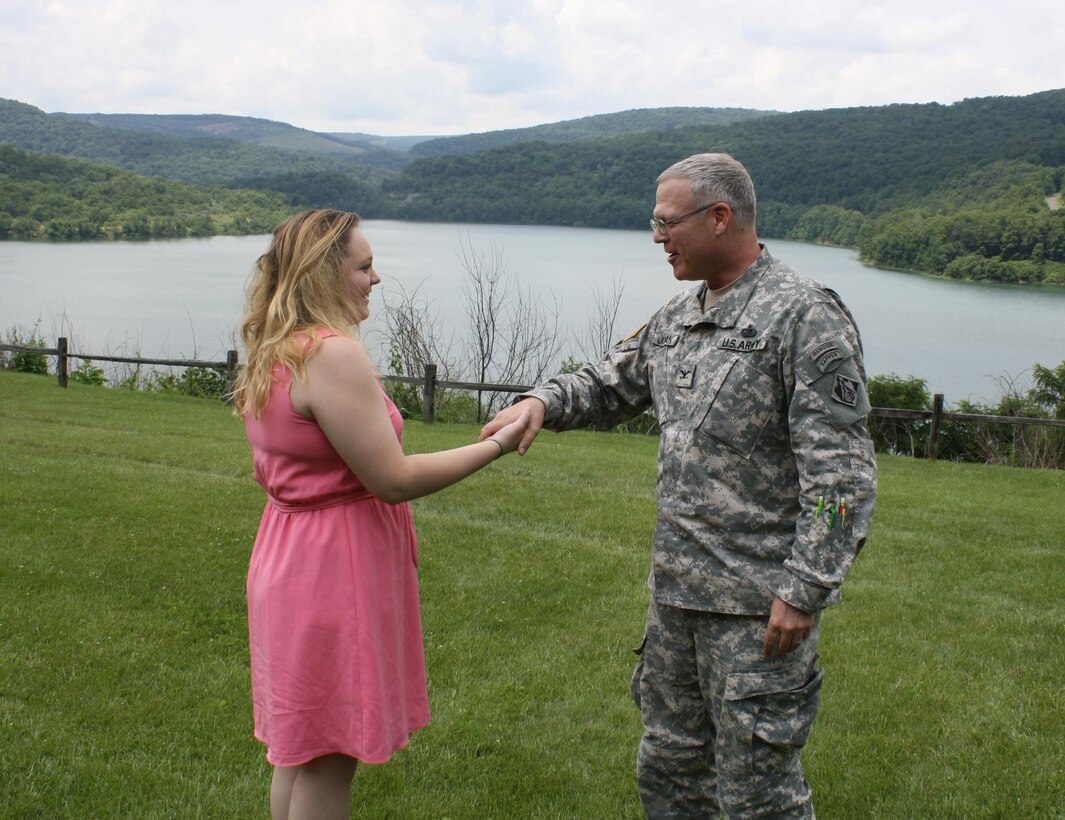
[2,92,1063,286]
[49,105,780,158]
[407,106,781,157]
[53,111,405,165]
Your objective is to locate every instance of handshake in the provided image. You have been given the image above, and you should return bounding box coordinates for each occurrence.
[477,397,547,457]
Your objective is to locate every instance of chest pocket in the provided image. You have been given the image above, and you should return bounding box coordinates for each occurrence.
[648,333,684,423]
[695,356,778,458]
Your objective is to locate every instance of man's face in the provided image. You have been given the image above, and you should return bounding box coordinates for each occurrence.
[652,177,719,283]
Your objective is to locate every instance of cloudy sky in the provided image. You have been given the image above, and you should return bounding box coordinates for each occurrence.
[2,0,1062,136]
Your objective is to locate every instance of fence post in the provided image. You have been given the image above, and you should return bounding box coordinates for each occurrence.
[925,393,944,460]
[422,363,437,424]
[57,337,69,388]
[224,349,238,405]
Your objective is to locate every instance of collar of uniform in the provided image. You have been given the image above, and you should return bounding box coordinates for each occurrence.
[697,246,773,329]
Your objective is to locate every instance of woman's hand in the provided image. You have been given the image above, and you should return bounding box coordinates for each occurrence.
[485,406,532,455]
[480,398,545,455]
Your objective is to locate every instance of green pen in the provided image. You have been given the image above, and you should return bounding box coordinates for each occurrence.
[828,502,837,530]
[815,496,825,519]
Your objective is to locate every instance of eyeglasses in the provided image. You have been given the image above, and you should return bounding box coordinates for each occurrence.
[649,202,718,234]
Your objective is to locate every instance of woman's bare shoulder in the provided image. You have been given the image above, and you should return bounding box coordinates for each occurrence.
[307,333,374,381]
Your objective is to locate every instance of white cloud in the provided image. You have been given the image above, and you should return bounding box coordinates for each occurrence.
[1,0,1062,134]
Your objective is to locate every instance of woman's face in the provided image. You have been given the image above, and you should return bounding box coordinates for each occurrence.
[342,228,381,322]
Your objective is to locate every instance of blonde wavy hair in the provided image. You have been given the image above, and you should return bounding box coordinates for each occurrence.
[233,209,363,418]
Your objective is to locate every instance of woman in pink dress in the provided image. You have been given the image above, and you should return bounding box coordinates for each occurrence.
[232,209,529,820]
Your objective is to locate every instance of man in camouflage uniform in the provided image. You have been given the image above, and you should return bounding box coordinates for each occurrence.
[481,153,877,818]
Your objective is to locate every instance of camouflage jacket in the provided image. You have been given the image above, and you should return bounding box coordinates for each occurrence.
[523,247,877,615]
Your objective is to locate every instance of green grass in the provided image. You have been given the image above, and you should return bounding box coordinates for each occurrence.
[1,370,1062,818]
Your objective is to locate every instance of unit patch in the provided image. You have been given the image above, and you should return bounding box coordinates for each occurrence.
[831,374,860,407]
[816,349,844,372]
[808,340,837,359]
[718,336,767,352]
[810,338,847,373]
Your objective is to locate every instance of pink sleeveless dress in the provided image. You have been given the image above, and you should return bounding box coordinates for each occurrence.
[244,339,430,767]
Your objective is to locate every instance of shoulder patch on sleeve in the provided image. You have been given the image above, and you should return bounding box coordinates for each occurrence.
[803,334,854,375]
[831,374,860,407]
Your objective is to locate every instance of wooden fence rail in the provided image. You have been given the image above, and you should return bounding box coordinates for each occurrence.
[4,339,1064,461]
[0,338,239,393]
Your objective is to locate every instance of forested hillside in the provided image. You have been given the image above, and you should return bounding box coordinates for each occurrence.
[384,90,1065,284]
[409,106,779,157]
[0,144,291,240]
[54,111,407,167]
[0,100,379,182]
[2,91,1064,284]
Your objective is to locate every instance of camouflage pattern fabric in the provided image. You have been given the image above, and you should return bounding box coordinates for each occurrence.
[632,598,822,819]
[522,247,877,616]
[520,246,876,816]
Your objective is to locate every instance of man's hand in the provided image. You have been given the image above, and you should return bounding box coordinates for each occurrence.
[479,398,545,455]
[763,597,815,657]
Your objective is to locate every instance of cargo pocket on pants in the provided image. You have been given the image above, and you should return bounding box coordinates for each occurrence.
[720,658,824,775]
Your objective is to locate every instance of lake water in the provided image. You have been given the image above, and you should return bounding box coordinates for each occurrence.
[2,220,1063,403]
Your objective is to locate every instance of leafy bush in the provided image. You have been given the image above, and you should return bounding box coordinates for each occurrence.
[435,390,481,424]
[151,366,228,399]
[867,373,931,456]
[381,345,423,419]
[938,362,1065,468]
[2,323,49,374]
[69,360,107,386]
[1031,361,1065,419]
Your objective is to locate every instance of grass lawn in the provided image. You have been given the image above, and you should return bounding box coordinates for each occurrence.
[1,370,1062,818]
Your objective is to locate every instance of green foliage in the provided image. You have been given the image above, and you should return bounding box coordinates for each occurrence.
[559,355,585,374]
[2,370,1063,817]
[0,98,394,189]
[868,373,932,410]
[380,90,1065,285]
[150,366,229,399]
[384,90,1065,225]
[947,399,1065,469]
[381,345,424,419]
[1031,361,1065,418]
[53,111,408,170]
[865,364,1065,468]
[6,91,1065,285]
[2,322,49,374]
[381,346,483,423]
[0,144,293,240]
[114,363,146,391]
[434,390,481,423]
[410,106,780,157]
[68,360,106,386]
[936,361,1065,468]
[855,161,1065,282]
[867,373,931,457]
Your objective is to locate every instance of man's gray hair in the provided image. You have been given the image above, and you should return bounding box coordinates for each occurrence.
[657,153,757,230]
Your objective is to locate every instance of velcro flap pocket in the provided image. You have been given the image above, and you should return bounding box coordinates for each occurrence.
[724,658,816,702]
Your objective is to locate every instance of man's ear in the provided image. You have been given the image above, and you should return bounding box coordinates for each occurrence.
[710,202,733,236]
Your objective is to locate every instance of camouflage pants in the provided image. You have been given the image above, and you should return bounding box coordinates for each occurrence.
[631,598,823,819]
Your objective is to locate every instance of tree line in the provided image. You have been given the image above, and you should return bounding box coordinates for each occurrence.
[0,145,291,240]
[2,90,1064,285]
[380,91,1065,285]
